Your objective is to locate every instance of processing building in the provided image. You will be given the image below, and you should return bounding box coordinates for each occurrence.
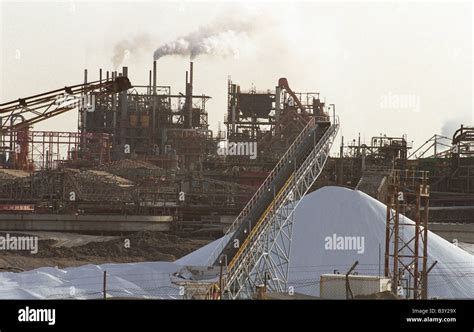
[0,61,333,235]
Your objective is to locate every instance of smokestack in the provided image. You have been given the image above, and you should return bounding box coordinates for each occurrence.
[186,62,194,128]
[82,69,88,135]
[122,66,128,77]
[153,60,157,95]
[148,70,152,95]
[185,70,190,128]
[189,62,193,128]
[150,67,156,136]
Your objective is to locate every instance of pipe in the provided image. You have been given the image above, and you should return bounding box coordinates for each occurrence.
[149,70,152,95]
[151,66,156,140]
[111,71,117,146]
[275,85,281,122]
[120,68,128,148]
[185,69,190,128]
[188,62,194,128]
[82,69,88,135]
[153,60,157,95]
[190,61,194,86]
[278,77,306,113]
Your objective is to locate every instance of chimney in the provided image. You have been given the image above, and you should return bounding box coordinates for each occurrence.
[187,61,194,128]
[153,60,157,95]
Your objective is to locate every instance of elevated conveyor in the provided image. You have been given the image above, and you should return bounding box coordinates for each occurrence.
[176,113,339,299]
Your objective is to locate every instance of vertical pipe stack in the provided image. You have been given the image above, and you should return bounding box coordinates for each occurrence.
[275,86,281,123]
[111,71,117,150]
[186,61,194,129]
[120,67,129,151]
[82,69,88,134]
[153,60,157,95]
[152,61,157,148]
[148,70,152,96]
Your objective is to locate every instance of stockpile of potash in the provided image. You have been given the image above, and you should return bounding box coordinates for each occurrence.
[0,187,472,299]
[175,187,474,299]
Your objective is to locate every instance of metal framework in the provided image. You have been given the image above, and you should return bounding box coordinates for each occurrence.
[0,75,130,170]
[225,77,319,164]
[384,169,430,299]
[8,130,111,170]
[408,134,451,159]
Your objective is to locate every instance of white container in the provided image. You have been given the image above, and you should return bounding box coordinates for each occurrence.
[320,274,391,299]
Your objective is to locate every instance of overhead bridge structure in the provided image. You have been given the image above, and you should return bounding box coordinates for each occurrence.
[176,113,339,299]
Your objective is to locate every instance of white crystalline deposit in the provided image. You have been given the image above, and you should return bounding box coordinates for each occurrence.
[177,187,473,298]
[0,187,472,299]
[0,262,181,299]
[287,187,473,299]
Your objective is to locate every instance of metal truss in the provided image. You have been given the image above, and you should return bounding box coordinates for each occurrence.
[385,170,430,299]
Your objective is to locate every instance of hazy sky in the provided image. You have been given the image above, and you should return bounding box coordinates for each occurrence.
[1,0,472,150]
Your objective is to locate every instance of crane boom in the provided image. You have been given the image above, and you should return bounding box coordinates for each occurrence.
[0,76,131,132]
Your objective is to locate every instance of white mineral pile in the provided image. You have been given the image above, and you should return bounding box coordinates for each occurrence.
[0,187,472,299]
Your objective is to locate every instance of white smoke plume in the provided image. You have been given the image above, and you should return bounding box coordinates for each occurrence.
[153,17,258,60]
[441,116,471,137]
[112,34,152,68]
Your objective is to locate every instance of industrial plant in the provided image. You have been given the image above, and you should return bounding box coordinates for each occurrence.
[0,61,335,234]
[2,1,474,331]
[0,58,472,301]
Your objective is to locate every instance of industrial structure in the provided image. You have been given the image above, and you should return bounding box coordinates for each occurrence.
[0,62,332,235]
[0,61,472,300]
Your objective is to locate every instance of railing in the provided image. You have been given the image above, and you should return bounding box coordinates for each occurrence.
[389,169,429,188]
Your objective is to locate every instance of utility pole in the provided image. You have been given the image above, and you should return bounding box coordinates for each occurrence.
[103,270,107,300]
[345,261,359,299]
